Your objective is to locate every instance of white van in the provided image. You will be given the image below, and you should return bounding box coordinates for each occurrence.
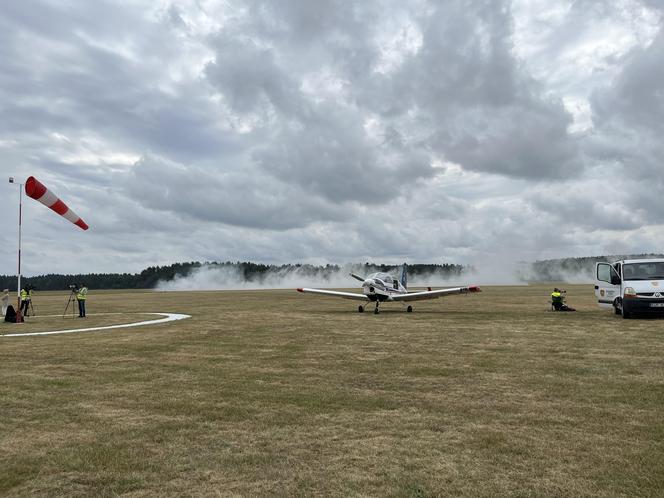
[595,259,664,318]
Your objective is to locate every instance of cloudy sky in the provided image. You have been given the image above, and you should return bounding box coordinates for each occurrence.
[1,0,663,276]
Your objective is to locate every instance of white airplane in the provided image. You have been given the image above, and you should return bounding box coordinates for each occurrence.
[297,263,480,314]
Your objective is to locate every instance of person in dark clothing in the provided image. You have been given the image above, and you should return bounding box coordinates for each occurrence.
[4,304,17,323]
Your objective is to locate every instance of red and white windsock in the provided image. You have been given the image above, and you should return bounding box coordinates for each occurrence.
[25,176,89,230]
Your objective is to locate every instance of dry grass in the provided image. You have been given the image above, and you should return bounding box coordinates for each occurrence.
[1,284,663,497]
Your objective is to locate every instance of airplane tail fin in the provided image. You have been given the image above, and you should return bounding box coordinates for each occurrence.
[401,263,407,290]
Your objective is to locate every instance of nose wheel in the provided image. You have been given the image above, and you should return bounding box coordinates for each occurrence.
[406,305,413,313]
[374,302,380,314]
[358,305,364,313]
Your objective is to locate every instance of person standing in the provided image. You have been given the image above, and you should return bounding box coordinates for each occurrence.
[76,283,88,317]
[1,289,9,318]
[20,286,31,317]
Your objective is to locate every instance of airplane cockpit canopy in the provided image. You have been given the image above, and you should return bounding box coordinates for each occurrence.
[368,272,393,284]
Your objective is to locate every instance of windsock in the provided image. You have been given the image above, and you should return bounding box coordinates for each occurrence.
[25,176,89,230]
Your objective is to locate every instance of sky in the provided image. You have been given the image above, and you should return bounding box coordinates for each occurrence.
[1,0,663,276]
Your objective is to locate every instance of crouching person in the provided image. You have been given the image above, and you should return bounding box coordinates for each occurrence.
[551,288,576,312]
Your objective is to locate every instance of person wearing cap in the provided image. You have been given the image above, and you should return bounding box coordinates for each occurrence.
[76,283,88,317]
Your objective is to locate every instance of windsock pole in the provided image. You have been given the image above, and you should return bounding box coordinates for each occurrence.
[8,177,23,323]
[17,181,22,323]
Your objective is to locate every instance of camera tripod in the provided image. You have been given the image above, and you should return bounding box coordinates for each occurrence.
[62,290,78,318]
[20,299,36,317]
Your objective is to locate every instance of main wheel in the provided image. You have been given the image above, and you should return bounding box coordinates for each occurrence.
[406,306,413,313]
[358,305,364,313]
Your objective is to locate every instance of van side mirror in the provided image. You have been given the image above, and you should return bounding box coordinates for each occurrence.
[611,274,621,285]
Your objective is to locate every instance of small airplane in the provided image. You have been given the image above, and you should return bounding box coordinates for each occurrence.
[297,263,480,314]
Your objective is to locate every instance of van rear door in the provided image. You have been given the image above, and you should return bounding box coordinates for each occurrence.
[596,263,621,309]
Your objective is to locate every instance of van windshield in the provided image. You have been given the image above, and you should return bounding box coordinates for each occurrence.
[623,262,664,280]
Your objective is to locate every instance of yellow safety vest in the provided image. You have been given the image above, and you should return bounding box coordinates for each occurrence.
[551,292,563,304]
[20,289,28,300]
[77,287,88,300]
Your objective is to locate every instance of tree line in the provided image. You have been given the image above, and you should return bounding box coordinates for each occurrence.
[0,261,466,291]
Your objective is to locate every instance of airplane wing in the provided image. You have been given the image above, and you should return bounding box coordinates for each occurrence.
[391,285,481,302]
[297,288,370,301]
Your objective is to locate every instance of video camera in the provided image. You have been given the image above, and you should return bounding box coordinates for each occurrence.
[68,284,79,291]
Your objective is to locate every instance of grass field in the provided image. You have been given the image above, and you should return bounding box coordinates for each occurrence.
[1,284,663,497]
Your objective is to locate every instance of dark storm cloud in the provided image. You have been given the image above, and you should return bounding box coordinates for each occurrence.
[587,24,664,223]
[204,35,301,115]
[394,2,580,179]
[202,0,580,213]
[528,183,642,231]
[203,7,435,203]
[0,0,235,163]
[123,154,355,230]
[592,31,664,135]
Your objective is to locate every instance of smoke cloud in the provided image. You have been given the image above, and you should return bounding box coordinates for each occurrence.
[156,254,659,291]
[156,263,479,291]
[154,261,585,291]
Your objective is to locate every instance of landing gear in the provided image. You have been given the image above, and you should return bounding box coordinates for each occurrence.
[374,302,380,314]
[406,305,413,313]
[358,305,364,313]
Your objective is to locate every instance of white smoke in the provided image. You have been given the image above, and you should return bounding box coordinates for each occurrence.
[156,263,479,291]
[464,260,526,286]
[515,263,595,284]
[155,257,605,292]
[157,265,352,291]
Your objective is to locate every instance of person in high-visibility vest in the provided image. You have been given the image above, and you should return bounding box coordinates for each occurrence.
[76,283,88,318]
[20,286,31,317]
[551,288,575,311]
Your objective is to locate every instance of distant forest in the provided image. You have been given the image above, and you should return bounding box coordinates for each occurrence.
[0,261,466,291]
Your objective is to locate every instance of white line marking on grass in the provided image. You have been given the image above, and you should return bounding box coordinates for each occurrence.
[0,313,191,337]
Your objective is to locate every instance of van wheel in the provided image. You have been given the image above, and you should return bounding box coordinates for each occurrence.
[614,298,622,315]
